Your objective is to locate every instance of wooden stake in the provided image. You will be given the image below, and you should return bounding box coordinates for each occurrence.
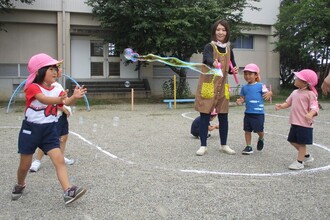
[173,75,177,109]
[131,88,134,111]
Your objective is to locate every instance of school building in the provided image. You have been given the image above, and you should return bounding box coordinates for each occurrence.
[0,0,280,101]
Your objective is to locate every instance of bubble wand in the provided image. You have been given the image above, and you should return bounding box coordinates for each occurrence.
[124,48,222,76]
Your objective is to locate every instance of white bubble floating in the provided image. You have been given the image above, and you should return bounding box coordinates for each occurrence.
[112,116,120,126]
[92,123,97,132]
[78,116,84,125]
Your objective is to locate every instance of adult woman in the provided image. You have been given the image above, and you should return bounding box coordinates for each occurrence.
[195,19,239,156]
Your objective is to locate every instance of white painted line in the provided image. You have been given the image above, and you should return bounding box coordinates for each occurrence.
[69,131,134,165]
[180,111,330,176]
[3,112,330,177]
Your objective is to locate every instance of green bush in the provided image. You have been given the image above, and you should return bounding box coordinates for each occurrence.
[162,78,191,99]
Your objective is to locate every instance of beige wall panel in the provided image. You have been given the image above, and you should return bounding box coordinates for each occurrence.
[0,11,57,24]
[70,14,100,26]
[0,24,57,63]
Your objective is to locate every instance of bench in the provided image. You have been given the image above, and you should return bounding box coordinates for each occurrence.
[163,99,195,109]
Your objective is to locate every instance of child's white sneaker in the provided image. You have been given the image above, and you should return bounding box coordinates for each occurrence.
[30,160,41,172]
[196,147,207,156]
[303,155,314,166]
[219,145,236,155]
[64,157,75,165]
[288,161,304,170]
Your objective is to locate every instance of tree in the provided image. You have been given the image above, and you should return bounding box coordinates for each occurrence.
[86,0,259,97]
[0,0,35,31]
[273,0,330,88]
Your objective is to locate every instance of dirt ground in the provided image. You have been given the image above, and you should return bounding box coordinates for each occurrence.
[0,101,329,219]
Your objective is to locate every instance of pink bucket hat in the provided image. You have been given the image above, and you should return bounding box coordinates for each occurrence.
[243,63,260,82]
[24,53,62,91]
[294,69,318,95]
[211,108,217,116]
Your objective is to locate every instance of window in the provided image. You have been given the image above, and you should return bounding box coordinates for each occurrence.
[0,64,29,77]
[109,62,120,76]
[233,35,254,49]
[91,41,104,57]
[91,62,103,76]
[90,40,120,77]
[108,43,118,57]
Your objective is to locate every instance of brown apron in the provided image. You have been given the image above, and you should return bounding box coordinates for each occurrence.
[194,42,231,114]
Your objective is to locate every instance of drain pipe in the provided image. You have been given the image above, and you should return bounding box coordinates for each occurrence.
[61,0,66,88]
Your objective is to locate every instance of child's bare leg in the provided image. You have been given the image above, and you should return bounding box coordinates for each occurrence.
[290,142,306,161]
[245,131,252,146]
[17,154,33,185]
[35,148,45,161]
[60,134,68,154]
[47,148,70,191]
[290,142,300,151]
[257,131,264,140]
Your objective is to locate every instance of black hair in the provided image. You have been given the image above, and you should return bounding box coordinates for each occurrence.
[32,66,50,84]
[211,20,230,43]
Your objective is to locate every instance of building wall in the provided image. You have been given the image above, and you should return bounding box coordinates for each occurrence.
[0,0,280,101]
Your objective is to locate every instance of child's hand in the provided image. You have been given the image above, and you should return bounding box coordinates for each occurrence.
[305,112,314,121]
[263,91,273,101]
[236,97,244,105]
[60,91,68,104]
[275,104,282,111]
[73,85,87,99]
[208,125,216,131]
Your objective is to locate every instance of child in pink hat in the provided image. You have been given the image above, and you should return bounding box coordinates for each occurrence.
[12,53,87,205]
[275,69,319,170]
[236,63,273,155]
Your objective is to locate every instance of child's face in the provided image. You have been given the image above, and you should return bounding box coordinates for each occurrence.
[215,24,227,43]
[294,77,308,89]
[44,66,59,85]
[243,71,258,84]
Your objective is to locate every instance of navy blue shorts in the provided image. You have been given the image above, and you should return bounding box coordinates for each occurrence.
[18,120,60,155]
[287,124,313,145]
[243,113,265,132]
[57,113,69,136]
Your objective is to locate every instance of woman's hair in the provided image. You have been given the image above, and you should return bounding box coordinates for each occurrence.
[211,20,230,43]
[32,66,50,84]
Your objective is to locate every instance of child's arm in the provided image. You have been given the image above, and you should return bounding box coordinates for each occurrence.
[35,92,66,105]
[236,96,245,105]
[62,106,71,117]
[305,110,317,121]
[275,102,289,111]
[305,99,319,120]
[63,85,87,106]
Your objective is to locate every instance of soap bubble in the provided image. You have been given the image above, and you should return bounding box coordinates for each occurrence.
[92,123,97,132]
[79,116,84,125]
[112,116,120,126]
[124,81,130,88]
[124,48,133,60]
